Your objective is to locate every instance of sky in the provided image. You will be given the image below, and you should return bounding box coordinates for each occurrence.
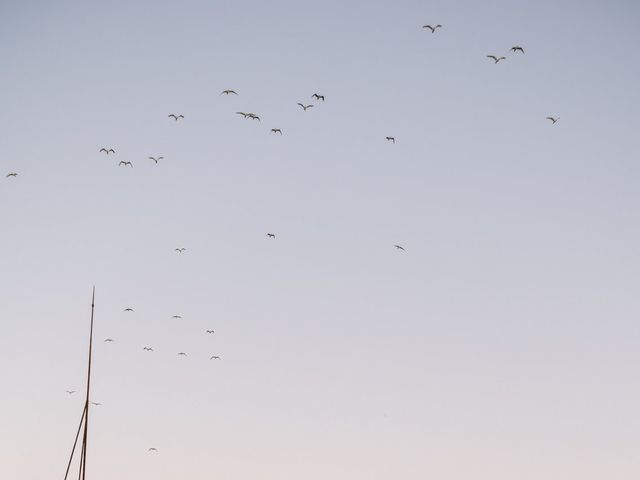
[1,0,640,479]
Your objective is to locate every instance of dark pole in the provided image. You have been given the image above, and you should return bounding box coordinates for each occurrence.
[63,403,87,480]
[80,287,95,480]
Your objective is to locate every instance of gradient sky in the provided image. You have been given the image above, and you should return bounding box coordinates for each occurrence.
[2,1,640,479]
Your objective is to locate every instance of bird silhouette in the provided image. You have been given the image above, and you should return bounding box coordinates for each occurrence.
[385,136,395,143]
[123,308,134,312]
[546,116,559,124]
[104,338,114,342]
[394,245,406,251]
[236,111,249,118]
[91,402,102,406]
[247,113,260,121]
[422,24,442,33]
[210,355,221,360]
[6,172,17,178]
[99,148,115,154]
[487,55,506,64]
[148,448,158,452]
[221,89,238,95]
[270,128,283,135]
[206,330,215,334]
[312,93,325,101]
[118,161,133,168]
[510,46,525,53]
[172,315,182,319]
[177,352,187,356]
[175,248,186,253]
[168,114,184,121]
[297,103,314,111]
[148,156,164,164]
[266,233,276,239]
[143,347,154,352]
[66,390,76,395]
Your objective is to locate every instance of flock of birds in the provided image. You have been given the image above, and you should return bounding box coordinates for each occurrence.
[3,21,564,455]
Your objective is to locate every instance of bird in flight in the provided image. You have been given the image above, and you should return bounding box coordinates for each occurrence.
[422,24,442,33]
[487,55,506,64]
[312,93,325,101]
[148,448,158,452]
[91,402,102,406]
[546,116,559,124]
[270,128,283,135]
[247,113,260,121]
[148,156,164,164]
[172,315,182,319]
[385,136,395,143]
[394,245,406,251]
[143,347,154,352]
[118,161,133,168]
[266,233,276,239]
[66,390,76,395]
[236,111,249,118]
[104,338,114,343]
[177,352,187,356]
[99,148,115,154]
[6,172,17,178]
[510,46,525,53]
[221,89,238,95]
[206,330,215,334]
[210,355,221,360]
[123,308,134,312]
[297,103,314,111]
[175,248,186,253]
[168,114,184,121]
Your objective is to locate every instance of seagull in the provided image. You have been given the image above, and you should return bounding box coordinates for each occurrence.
[118,161,133,168]
[270,128,283,135]
[546,116,559,124]
[394,245,406,251]
[148,156,164,164]
[171,315,182,319]
[385,136,395,143]
[91,402,102,406]
[66,390,76,395]
[6,172,17,178]
[210,355,221,360]
[175,248,186,253]
[487,55,506,64]
[123,308,134,312]
[236,111,250,118]
[221,89,238,95]
[312,93,325,101]
[104,338,114,342]
[168,114,184,121]
[510,46,525,53]
[297,103,314,111]
[148,448,158,452]
[99,148,115,154]
[422,24,442,33]
[177,352,187,356]
[266,233,276,239]
[247,113,261,121]
[143,347,154,352]
[206,330,215,334]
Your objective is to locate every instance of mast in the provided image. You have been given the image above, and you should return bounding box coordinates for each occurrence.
[64,288,95,480]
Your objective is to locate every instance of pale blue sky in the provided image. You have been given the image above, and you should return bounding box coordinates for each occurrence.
[1,1,640,479]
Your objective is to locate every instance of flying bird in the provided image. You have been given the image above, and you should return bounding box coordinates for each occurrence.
[487,55,506,64]
[510,46,525,53]
[168,114,184,121]
[148,448,158,452]
[422,24,442,33]
[66,390,76,395]
[270,128,283,135]
[91,402,102,406]
[177,352,187,356]
[236,111,249,118]
[546,116,559,124]
[221,89,238,95]
[297,103,313,111]
[99,148,115,154]
[247,113,261,121]
[206,330,215,334]
[143,347,154,352]
[312,93,325,101]
[148,156,164,164]
[394,245,406,251]
[123,308,134,312]
[118,161,133,168]
[172,315,182,319]
[385,136,395,143]
[6,172,17,178]
[175,248,186,253]
[104,338,114,342]
[210,355,221,360]
[266,233,276,239]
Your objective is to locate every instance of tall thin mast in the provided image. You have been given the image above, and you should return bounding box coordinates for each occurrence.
[80,287,95,480]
